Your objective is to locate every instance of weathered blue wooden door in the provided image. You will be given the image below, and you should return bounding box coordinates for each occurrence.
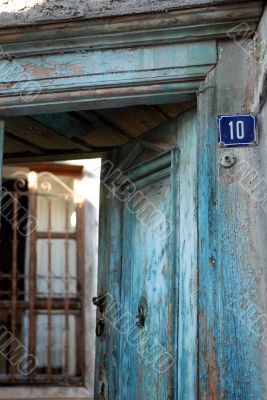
[119,149,179,400]
[95,109,198,400]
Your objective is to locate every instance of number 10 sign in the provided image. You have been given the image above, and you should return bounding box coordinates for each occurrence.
[218,114,257,147]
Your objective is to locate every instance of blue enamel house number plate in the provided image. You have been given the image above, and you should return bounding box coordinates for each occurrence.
[218,114,257,147]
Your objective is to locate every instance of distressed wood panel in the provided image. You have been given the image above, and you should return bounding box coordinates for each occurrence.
[177,109,198,400]
[0,39,216,115]
[0,2,262,116]
[119,154,178,400]
[198,70,220,400]
[0,42,217,93]
[95,109,198,399]
[198,41,263,399]
[252,7,267,398]
[0,2,261,57]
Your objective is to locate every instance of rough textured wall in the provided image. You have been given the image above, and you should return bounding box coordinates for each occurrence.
[0,0,241,27]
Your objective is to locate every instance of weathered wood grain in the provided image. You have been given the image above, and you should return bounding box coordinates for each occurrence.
[198,38,264,399]
[95,109,198,399]
[0,41,216,116]
[177,109,198,400]
[0,3,261,57]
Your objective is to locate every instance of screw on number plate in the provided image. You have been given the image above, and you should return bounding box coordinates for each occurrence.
[220,154,236,168]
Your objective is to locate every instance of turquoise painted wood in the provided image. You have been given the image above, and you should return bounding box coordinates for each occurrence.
[119,151,178,400]
[0,3,264,396]
[0,39,217,115]
[95,109,198,399]
[0,3,261,118]
[0,42,216,91]
[198,40,264,399]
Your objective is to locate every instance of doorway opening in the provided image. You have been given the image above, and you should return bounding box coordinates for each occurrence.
[0,159,100,388]
[0,100,196,399]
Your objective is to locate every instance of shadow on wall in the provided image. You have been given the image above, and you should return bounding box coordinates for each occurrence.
[0,0,229,27]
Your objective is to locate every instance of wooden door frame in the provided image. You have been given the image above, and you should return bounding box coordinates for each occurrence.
[0,1,264,398]
[0,1,261,117]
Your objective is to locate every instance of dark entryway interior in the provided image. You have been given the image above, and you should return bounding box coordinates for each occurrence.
[0,178,28,302]
[0,100,196,386]
[3,102,194,163]
[0,178,28,374]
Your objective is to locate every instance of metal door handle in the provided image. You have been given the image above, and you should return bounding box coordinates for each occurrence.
[92,295,106,337]
[92,295,106,314]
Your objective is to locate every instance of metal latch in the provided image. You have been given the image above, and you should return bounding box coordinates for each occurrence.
[92,294,106,337]
[136,306,145,328]
[136,296,148,329]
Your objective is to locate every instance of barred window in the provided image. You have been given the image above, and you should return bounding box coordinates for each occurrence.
[0,166,85,385]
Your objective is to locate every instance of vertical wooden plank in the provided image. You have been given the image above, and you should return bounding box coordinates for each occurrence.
[105,162,123,400]
[216,42,262,399]
[94,152,123,400]
[198,41,263,399]
[255,7,267,397]
[177,109,198,400]
[198,71,220,400]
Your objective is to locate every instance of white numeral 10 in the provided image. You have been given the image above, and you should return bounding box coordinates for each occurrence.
[229,120,245,140]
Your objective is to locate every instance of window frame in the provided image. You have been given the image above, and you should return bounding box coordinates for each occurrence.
[0,164,87,388]
[28,182,85,384]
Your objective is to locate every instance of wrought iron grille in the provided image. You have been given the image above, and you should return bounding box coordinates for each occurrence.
[0,171,85,385]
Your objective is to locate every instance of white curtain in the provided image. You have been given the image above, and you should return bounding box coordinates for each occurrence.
[36,239,77,297]
[36,314,76,375]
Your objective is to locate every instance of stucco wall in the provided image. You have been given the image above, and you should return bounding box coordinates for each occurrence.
[0,0,243,27]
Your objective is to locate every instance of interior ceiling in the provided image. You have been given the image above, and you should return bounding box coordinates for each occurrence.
[3,102,195,163]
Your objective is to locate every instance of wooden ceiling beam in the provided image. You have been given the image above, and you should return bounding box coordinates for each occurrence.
[79,110,133,140]
[28,116,94,152]
[3,148,110,164]
[4,131,43,155]
[4,116,78,151]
